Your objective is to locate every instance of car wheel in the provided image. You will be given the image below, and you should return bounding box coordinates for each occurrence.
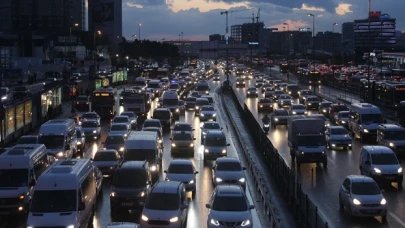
[382,215,387,223]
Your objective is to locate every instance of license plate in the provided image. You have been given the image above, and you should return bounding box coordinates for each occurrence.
[122,202,133,206]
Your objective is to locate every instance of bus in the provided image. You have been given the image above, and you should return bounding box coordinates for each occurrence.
[91,87,118,118]
[123,92,149,119]
[376,82,405,106]
[280,62,289,73]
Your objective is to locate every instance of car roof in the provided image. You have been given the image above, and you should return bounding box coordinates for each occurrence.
[378,124,405,131]
[329,126,346,130]
[152,181,183,194]
[206,130,225,136]
[95,149,117,154]
[119,161,148,170]
[169,159,193,166]
[174,122,192,127]
[111,123,128,126]
[106,222,140,228]
[217,157,240,163]
[362,145,395,154]
[154,108,170,112]
[347,175,376,183]
[215,185,244,196]
[144,119,161,122]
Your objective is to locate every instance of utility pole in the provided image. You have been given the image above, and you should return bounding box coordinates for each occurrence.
[367,0,372,102]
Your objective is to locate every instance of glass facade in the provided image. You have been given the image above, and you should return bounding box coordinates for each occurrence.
[6,107,15,136]
[16,104,24,130]
[25,101,32,124]
[41,87,61,117]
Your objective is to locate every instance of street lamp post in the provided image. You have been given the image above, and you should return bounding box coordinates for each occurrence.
[138,23,142,40]
[93,30,102,69]
[307,13,316,93]
[69,23,79,113]
[332,23,338,66]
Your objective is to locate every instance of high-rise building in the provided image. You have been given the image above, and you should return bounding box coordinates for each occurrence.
[267,31,311,55]
[341,22,354,52]
[241,22,264,44]
[70,0,86,31]
[313,32,342,55]
[88,0,122,50]
[354,12,396,52]
[209,34,225,43]
[231,25,242,44]
[0,0,12,31]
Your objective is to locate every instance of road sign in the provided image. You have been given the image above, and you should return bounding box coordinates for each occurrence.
[373,57,378,63]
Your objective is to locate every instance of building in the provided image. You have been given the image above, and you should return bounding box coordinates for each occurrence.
[231,25,242,44]
[88,0,122,50]
[70,0,86,31]
[209,34,225,43]
[267,31,311,56]
[0,0,12,31]
[342,22,355,52]
[396,31,405,47]
[241,22,264,44]
[313,32,342,55]
[354,12,396,52]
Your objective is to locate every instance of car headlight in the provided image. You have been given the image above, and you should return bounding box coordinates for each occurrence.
[158,139,162,143]
[141,214,149,221]
[341,121,346,124]
[222,149,226,154]
[241,219,251,226]
[124,134,127,137]
[110,191,116,197]
[275,118,279,121]
[169,216,179,223]
[293,111,296,114]
[203,131,207,135]
[398,167,403,173]
[215,177,222,182]
[374,168,381,173]
[176,108,179,112]
[196,106,199,109]
[308,103,312,105]
[380,198,387,205]
[210,218,220,226]
[304,111,308,114]
[190,143,194,147]
[189,180,194,184]
[213,113,216,117]
[353,198,361,205]
[363,129,369,133]
[67,225,74,228]
[200,113,205,117]
[260,105,263,107]
[389,142,395,147]
[150,165,157,171]
[322,109,326,112]
[119,147,124,152]
[93,130,97,134]
[57,151,64,157]
[171,143,176,147]
[77,141,82,145]
[239,178,245,183]
[205,149,209,153]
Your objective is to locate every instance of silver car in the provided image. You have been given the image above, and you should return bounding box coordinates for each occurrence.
[200,122,222,140]
[120,111,138,130]
[112,116,131,130]
[212,157,246,191]
[199,105,217,121]
[170,131,196,157]
[165,159,198,197]
[109,123,131,139]
[206,185,254,228]
[325,126,352,150]
[278,94,292,107]
[289,104,307,115]
[91,149,121,176]
[339,175,387,221]
[81,120,101,140]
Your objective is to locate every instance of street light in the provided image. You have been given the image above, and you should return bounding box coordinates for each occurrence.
[332,22,338,33]
[332,23,338,66]
[138,23,142,40]
[307,13,315,60]
[93,30,102,67]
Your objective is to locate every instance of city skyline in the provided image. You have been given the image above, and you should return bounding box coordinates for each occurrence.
[121,0,405,41]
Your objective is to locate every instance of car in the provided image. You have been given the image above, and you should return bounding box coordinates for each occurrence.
[289,104,307,115]
[165,159,198,197]
[143,119,163,136]
[203,130,230,163]
[339,175,387,220]
[199,105,217,121]
[318,102,333,116]
[75,95,90,111]
[112,116,131,130]
[109,123,131,139]
[105,222,140,228]
[278,94,292,107]
[178,100,186,114]
[81,120,101,140]
[190,91,201,98]
[172,122,194,136]
[257,98,274,112]
[335,111,350,128]
[120,111,138,130]
[201,95,215,105]
[246,87,258,98]
[211,157,246,190]
[264,89,275,98]
[195,98,210,115]
[75,126,86,155]
[377,124,405,154]
[325,126,352,150]
[91,149,121,176]
[235,78,245,88]
[16,135,39,145]
[103,134,126,155]
[271,109,289,128]
[262,86,273,93]
[152,108,173,131]
[110,161,152,214]
[329,104,349,123]
[272,90,285,101]
[304,95,321,110]
[255,79,264,88]
[213,74,221,81]
[206,185,254,228]
[298,89,314,103]
[278,83,289,91]
[185,97,197,109]
[140,181,189,228]
[170,131,196,157]
[200,122,222,140]
[79,112,101,125]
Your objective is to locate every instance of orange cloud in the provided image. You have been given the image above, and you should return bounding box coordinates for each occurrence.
[335,3,353,15]
[169,0,251,13]
[270,20,309,31]
[293,3,325,12]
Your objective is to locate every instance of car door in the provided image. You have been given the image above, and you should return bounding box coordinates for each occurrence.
[180,188,188,223]
[364,152,372,175]
[342,179,351,207]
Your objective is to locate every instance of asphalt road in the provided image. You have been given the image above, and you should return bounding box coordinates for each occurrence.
[228,67,405,228]
[1,81,262,228]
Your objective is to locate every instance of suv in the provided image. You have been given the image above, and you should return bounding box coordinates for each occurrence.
[165,159,198,197]
[110,161,152,214]
[203,130,230,163]
[152,108,173,131]
[359,146,403,186]
[170,131,196,157]
[206,185,254,228]
[140,181,189,228]
[235,78,245,87]
[377,124,405,154]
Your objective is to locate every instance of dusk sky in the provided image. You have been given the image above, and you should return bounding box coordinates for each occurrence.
[122,0,405,41]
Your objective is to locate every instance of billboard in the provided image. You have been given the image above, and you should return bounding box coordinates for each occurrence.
[92,2,114,23]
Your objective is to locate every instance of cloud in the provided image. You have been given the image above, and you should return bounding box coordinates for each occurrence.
[125,2,144,8]
[123,0,167,6]
[335,3,353,15]
[293,3,325,12]
[168,0,250,13]
[270,19,309,31]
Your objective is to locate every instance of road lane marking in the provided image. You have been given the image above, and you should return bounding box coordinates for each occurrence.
[389,212,405,228]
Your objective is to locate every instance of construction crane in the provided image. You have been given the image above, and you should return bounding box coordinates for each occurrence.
[255,8,260,23]
[220,8,251,44]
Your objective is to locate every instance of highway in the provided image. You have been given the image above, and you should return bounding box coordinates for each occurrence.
[227,67,405,228]
[1,81,263,228]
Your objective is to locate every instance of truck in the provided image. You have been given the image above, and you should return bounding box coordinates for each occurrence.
[122,92,149,121]
[288,116,327,168]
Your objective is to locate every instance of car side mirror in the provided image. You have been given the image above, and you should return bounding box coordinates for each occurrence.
[227,143,230,146]
[249,205,255,210]
[164,170,167,173]
[205,203,210,209]
[78,201,85,211]
[29,179,36,187]
[194,171,199,174]
[365,161,371,165]
[193,138,196,140]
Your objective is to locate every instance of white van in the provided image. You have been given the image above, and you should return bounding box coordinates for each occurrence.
[162,91,180,119]
[348,103,383,141]
[27,158,97,228]
[38,119,78,159]
[0,144,50,214]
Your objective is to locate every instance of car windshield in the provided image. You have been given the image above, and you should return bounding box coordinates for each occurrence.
[384,131,405,140]
[143,121,160,128]
[82,121,98,128]
[111,125,127,131]
[121,113,135,119]
[76,96,87,101]
[307,97,319,102]
[168,164,194,174]
[113,117,128,123]
[170,84,179,89]
[371,154,398,165]
[212,196,247,211]
[203,123,220,130]
[173,133,193,140]
[275,110,288,116]
[248,88,256,91]
[217,162,242,171]
[113,171,147,188]
[292,105,305,109]
[17,136,37,144]
[39,135,64,149]
[260,99,272,103]
[82,113,98,119]
[361,114,382,124]
[0,169,28,187]
[205,137,226,146]
[186,97,196,102]
[30,190,76,213]
[145,193,180,210]
[94,152,117,161]
[201,106,214,111]
[174,124,192,131]
[76,130,82,138]
[154,111,170,119]
[301,91,313,95]
[331,128,348,135]
[339,112,349,118]
[297,135,325,146]
[105,136,125,144]
[351,182,381,195]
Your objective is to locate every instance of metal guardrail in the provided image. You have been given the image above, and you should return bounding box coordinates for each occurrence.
[223,84,329,228]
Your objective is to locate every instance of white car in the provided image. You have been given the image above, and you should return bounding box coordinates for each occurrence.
[200,122,222,140]
[325,126,352,150]
[199,105,217,121]
[206,185,254,228]
[109,123,131,138]
[278,94,292,107]
[212,158,246,191]
[289,104,307,115]
[339,175,387,221]
[165,159,198,197]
